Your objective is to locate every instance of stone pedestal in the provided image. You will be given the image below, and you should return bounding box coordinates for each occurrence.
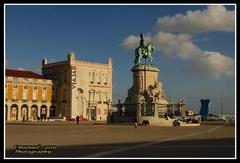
[124,64,169,123]
[132,64,159,94]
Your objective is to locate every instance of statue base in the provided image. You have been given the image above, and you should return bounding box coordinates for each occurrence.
[123,64,169,123]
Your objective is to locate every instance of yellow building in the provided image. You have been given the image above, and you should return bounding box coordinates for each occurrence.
[5,69,55,121]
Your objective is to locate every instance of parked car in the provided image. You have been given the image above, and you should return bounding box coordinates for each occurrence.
[142,120,150,126]
[172,119,180,127]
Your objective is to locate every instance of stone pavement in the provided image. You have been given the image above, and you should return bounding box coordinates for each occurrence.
[5,122,235,158]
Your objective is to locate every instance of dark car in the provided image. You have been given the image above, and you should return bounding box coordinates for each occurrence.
[172,119,180,127]
[142,120,150,126]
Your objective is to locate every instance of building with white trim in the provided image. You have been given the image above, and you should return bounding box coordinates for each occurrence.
[42,52,112,121]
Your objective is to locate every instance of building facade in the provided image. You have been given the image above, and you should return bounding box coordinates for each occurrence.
[5,69,55,121]
[42,52,112,121]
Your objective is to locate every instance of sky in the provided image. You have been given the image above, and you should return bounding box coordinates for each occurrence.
[5,4,236,115]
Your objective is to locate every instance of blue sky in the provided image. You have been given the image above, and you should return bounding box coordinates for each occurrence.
[5,4,235,114]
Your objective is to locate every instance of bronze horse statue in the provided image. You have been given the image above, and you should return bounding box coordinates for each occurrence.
[134,42,155,65]
[134,32,155,65]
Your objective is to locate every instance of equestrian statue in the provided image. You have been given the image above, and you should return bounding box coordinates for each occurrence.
[134,32,155,65]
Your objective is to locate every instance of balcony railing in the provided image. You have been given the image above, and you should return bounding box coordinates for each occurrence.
[32,100,37,103]
[22,99,28,103]
[42,100,47,103]
[12,99,18,102]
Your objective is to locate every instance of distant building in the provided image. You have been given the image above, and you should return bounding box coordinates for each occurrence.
[42,52,112,121]
[5,69,55,121]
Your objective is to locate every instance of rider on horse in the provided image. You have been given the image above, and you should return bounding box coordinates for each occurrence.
[134,32,155,65]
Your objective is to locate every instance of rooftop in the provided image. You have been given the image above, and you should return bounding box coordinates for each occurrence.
[6,69,47,79]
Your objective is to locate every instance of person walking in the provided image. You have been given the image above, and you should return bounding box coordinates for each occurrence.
[76,115,80,125]
[134,117,137,128]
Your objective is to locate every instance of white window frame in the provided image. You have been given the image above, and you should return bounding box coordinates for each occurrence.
[104,76,107,85]
[42,91,46,100]
[13,84,18,88]
[89,72,94,83]
[97,76,100,84]
[13,90,17,100]
[89,91,95,102]
[23,90,28,100]
[33,90,37,100]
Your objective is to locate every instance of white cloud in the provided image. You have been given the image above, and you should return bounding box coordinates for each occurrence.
[121,35,139,50]
[155,5,235,33]
[17,68,25,70]
[191,51,235,79]
[154,32,234,79]
[121,34,153,50]
[154,32,200,60]
[121,31,235,79]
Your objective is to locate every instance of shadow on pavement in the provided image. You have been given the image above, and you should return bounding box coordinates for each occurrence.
[5,137,235,158]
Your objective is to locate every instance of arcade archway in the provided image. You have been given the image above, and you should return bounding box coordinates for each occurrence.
[31,104,38,120]
[10,104,18,121]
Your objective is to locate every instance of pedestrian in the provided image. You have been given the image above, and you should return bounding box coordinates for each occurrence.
[134,117,137,128]
[76,115,80,125]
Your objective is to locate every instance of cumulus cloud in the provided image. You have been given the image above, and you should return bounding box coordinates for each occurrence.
[155,5,235,33]
[154,32,235,79]
[121,32,235,79]
[17,68,25,70]
[121,33,153,50]
[121,35,139,50]
[191,51,235,79]
[154,32,200,60]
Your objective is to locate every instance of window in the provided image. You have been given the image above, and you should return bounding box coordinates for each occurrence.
[33,91,37,100]
[98,93,101,102]
[13,77,18,83]
[43,86,46,90]
[42,91,46,100]
[13,91,17,100]
[104,76,107,85]
[23,90,28,100]
[5,84,7,89]
[89,92,94,101]
[96,92,101,103]
[23,85,27,89]
[41,108,46,114]
[89,72,94,84]
[103,93,107,102]
[97,76,100,84]
[33,86,37,90]
[13,84,17,88]
[22,78,27,84]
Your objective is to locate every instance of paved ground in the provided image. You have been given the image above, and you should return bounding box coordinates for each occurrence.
[5,121,236,158]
